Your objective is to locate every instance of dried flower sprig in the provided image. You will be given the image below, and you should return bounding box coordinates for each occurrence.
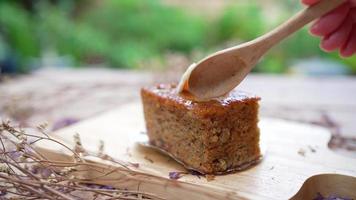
[0,120,164,200]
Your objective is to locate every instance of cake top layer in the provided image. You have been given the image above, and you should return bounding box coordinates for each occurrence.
[143,83,260,108]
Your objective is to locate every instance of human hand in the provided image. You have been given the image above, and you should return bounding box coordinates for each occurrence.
[302,0,356,57]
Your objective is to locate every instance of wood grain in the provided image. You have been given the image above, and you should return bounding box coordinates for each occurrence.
[37,101,356,200]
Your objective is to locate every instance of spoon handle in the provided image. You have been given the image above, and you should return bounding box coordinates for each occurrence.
[249,0,346,57]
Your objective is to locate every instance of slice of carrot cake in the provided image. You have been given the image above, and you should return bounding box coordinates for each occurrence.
[141,83,261,174]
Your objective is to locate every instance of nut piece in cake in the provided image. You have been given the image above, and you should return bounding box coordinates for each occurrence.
[141,84,261,174]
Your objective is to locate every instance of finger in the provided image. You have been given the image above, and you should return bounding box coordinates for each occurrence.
[340,26,356,57]
[350,8,356,21]
[310,2,350,36]
[320,17,353,52]
[351,0,356,7]
[302,0,320,5]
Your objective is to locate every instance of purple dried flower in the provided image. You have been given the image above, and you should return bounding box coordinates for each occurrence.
[23,146,35,156]
[169,172,183,180]
[31,166,52,178]
[8,151,22,160]
[99,185,115,190]
[83,184,98,189]
[129,162,139,168]
[30,166,39,174]
[327,195,353,200]
[313,192,353,200]
[0,187,7,196]
[83,184,115,190]
[52,118,79,131]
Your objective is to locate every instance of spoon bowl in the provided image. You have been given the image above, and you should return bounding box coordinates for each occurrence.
[186,0,346,100]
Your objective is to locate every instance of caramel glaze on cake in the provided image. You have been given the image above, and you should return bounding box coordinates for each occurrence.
[141,83,261,174]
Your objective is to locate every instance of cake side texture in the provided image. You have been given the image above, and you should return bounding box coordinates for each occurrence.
[141,83,261,174]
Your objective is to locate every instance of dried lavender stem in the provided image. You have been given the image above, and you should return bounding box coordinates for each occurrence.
[43,185,78,200]
[0,121,164,200]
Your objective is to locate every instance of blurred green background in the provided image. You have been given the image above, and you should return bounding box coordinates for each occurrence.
[0,0,355,74]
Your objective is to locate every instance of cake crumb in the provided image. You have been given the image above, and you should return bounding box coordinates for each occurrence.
[308,145,317,153]
[298,148,306,157]
[218,159,227,171]
[205,175,215,182]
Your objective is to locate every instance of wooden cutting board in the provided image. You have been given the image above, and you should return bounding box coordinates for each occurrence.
[37,101,356,200]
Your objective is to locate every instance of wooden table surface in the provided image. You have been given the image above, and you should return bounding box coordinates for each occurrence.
[1,68,355,158]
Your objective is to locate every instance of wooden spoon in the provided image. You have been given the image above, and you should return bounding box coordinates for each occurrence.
[185,0,346,100]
